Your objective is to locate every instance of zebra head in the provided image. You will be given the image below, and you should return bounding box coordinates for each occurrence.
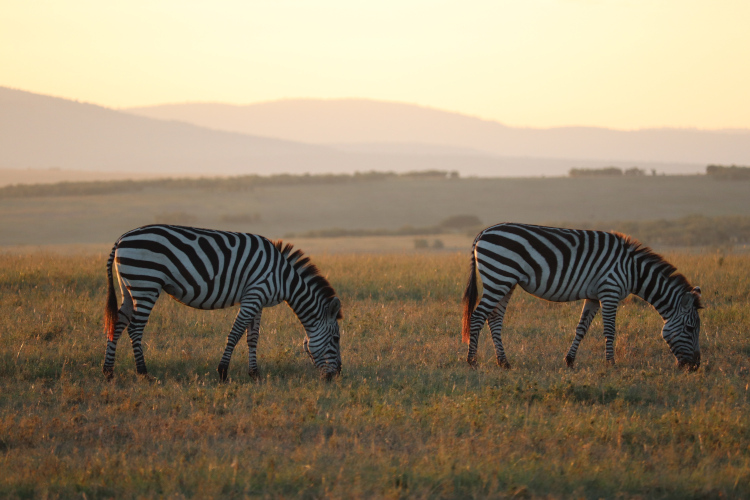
[662,286,702,371]
[303,297,342,380]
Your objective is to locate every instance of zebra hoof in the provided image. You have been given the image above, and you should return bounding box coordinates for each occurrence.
[497,358,511,369]
[248,369,260,381]
[102,366,114,380]
[565,355,575,368]
[217,364,229,382]
[467,357,478,369]
[606,358,617,367]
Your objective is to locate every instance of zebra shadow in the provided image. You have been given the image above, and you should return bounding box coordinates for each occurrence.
[123,356,322,384]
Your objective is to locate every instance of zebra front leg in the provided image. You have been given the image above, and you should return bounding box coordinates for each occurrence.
[218,299,261,382]
[488,285,516,368]
[600,298,619,365]
[565,299,600,367]
[466,304,489,368]
[247,311,262,380]
[126,319,150,377]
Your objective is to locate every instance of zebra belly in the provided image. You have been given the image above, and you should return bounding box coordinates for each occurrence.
[519,272,628,303]
[163,284,242,310]
[519,282,596,303]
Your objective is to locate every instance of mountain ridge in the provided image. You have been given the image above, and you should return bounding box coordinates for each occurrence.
[0,87,346,175]
[1,87,744,179]
[124,99,750,165]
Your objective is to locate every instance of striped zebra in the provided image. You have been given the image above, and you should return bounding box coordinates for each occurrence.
[462,223,702,370]
[103,225,342,381]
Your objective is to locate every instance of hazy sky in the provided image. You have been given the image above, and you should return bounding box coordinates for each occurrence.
[2,0,749,130]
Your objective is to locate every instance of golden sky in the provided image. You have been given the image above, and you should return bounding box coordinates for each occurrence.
[2,0,748,129]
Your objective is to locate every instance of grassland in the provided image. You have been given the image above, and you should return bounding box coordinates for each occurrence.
[2,174,750,247]
[1,250,749,498]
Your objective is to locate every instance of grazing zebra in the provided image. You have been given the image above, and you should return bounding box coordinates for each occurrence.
[103,225,342,381]
[462,223,702,370]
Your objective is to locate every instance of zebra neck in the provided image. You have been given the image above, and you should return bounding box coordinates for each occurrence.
[632,259,682,321]
[284,279,324,330]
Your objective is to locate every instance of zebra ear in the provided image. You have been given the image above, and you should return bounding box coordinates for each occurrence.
[680,291,695,310]
[692,286,701,298]
[327,297,342,320]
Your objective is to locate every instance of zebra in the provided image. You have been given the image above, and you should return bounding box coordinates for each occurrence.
[462,223,702,370]
[103,224,342,381]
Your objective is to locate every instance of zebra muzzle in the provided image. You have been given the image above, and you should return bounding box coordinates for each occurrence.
[678,352,700,371]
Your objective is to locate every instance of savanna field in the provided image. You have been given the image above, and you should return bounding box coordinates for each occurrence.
[1,250,750,498]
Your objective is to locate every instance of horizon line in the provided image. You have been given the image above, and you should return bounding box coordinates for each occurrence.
[3,85,750,134]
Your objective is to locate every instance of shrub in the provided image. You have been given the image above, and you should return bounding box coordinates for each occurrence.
[706,164,750,180]
[440,215,481,230]
[569,167,623,177]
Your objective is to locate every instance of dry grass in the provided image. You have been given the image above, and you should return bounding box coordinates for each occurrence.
[1,251,749,498]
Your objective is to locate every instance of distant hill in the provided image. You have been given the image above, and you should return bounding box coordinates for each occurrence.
[1,87,737,179]
[125,99,750,166]
[0,87,340,176]
[0,87,605,178]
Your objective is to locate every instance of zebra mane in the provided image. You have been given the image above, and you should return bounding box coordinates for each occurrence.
[614,232,703,309]
[273,240,342,317]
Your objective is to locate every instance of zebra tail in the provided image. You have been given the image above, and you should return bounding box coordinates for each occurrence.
[104,244,118,342]
[462,247,479,344]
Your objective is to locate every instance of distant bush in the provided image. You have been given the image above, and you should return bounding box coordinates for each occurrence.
[414,239,429,249]
[0,179,149,197]
[431,239,445,249]
[623,167,646,176]
[440,214,481,229]
[706,164,750,180]
[400,170,459,179]
[569,167,646,178]
[0,170,466,198]
[569,167,623,177]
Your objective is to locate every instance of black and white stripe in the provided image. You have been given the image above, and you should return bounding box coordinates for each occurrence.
[462,223,702,370]
[103,225,342,381]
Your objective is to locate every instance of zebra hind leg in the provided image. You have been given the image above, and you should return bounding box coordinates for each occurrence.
[467,285,513,368]
[466,298,492,368]
[103,292,134,380]
[565,299,600,368]
[246,312,262,380]
[125,289,160,378]
[488,285,516,369]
